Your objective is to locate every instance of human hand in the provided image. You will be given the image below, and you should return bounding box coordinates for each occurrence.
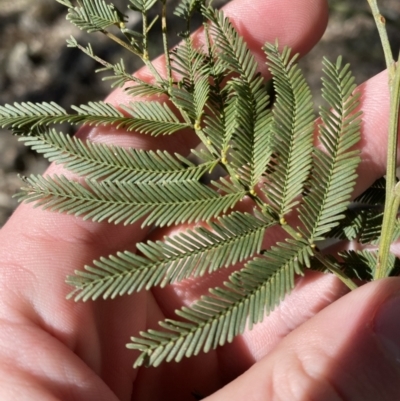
[1,0,400,400]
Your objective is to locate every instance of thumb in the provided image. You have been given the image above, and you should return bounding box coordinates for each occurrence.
[206,277,400,401]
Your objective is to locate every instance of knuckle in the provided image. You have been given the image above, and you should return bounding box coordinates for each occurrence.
[269,345,345,401]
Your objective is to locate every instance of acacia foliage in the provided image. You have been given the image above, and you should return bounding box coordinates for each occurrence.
[1,0,394,368]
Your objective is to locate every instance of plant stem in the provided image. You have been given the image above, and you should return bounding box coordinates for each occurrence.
[376,189,400,279]
[366,0,400,279]
[281,222,304,240]
[142,10,149,60]
[375,58,400,278]
[161,0,172,85]
[102,31,163,83]
[374,54,400,279]
[366,0,395,78]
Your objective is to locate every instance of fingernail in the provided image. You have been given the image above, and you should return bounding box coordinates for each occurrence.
[374,295,400,364]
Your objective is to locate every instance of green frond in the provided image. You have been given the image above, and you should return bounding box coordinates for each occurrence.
[203,28,229,112]
[299,57,362,242]
[97,59,151,90]
[339,250,379,280]
[16,175,245,227]
[129,0,157,12]
[18,129,217,182]
[226,78,273,188]
[193,77,210,122]
[67,211,273,301]
[169,69,209,123]
[331,204,400,245]
[171,39,206,86]
[329,207,378,242]
[336,249,400,283]
[0,100,190,136]
[263,43,314,218]
[127,238,311,367]
[329,177,388,242]
[202,7,258,80]
[67,0,125,33]
[202,9,273,188]
[70,101,189,136]
[125,81,168,97]
[169,37,210,125]
[202,86,236,155]
[354,177,386,205]
[111,101,190,135]
[0,102,68,130]
[174,0,205,20]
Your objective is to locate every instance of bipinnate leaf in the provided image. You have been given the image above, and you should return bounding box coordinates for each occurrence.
[299,57,362,242]
[16,175,246,227]
[66,0,125,33]
[203,7,273,188]
[263,43,314,219]
[67,211,273,301]
[18,129,217,182]
[0,101,190,136]
[174,0,205,20]
[331,208,400,244]
[339,250,400,280]
[354,176,386,205]
[0,102,68,130]
[129,0,157,12]
[329,177,392,243]
[119,101,191,135]
[66,38,161,93]
[0,0,370,371]
[127,238,312,367]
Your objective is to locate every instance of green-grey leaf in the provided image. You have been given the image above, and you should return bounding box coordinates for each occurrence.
[16,175,245,227]
[263,43,314,218]
[19,129,217,182]
[67,0,125,33]
[127,238,311,367]
[1,101,190,136]
[299,56,362,242]
[67,211,273,301]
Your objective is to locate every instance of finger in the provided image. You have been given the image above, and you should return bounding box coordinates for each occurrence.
[352,69,396,195]
[205,277,400,401]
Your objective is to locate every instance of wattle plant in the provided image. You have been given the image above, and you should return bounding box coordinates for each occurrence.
[0,0,399,369]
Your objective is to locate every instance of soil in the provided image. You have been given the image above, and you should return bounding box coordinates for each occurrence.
[0,0,399,226]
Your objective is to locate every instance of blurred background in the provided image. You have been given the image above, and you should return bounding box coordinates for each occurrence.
[0,0,399,226]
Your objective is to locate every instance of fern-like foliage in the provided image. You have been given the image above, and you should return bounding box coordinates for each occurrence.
[340,249,400,280]
[3,0,395,369]
[64,0,126,33]
[263,43,314,219]
[128,238,312,367]
[0,101,190,135]
[67,211,273,301]
[19,129,217,182]
[17,175,245,226]
[298,57,362,243]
